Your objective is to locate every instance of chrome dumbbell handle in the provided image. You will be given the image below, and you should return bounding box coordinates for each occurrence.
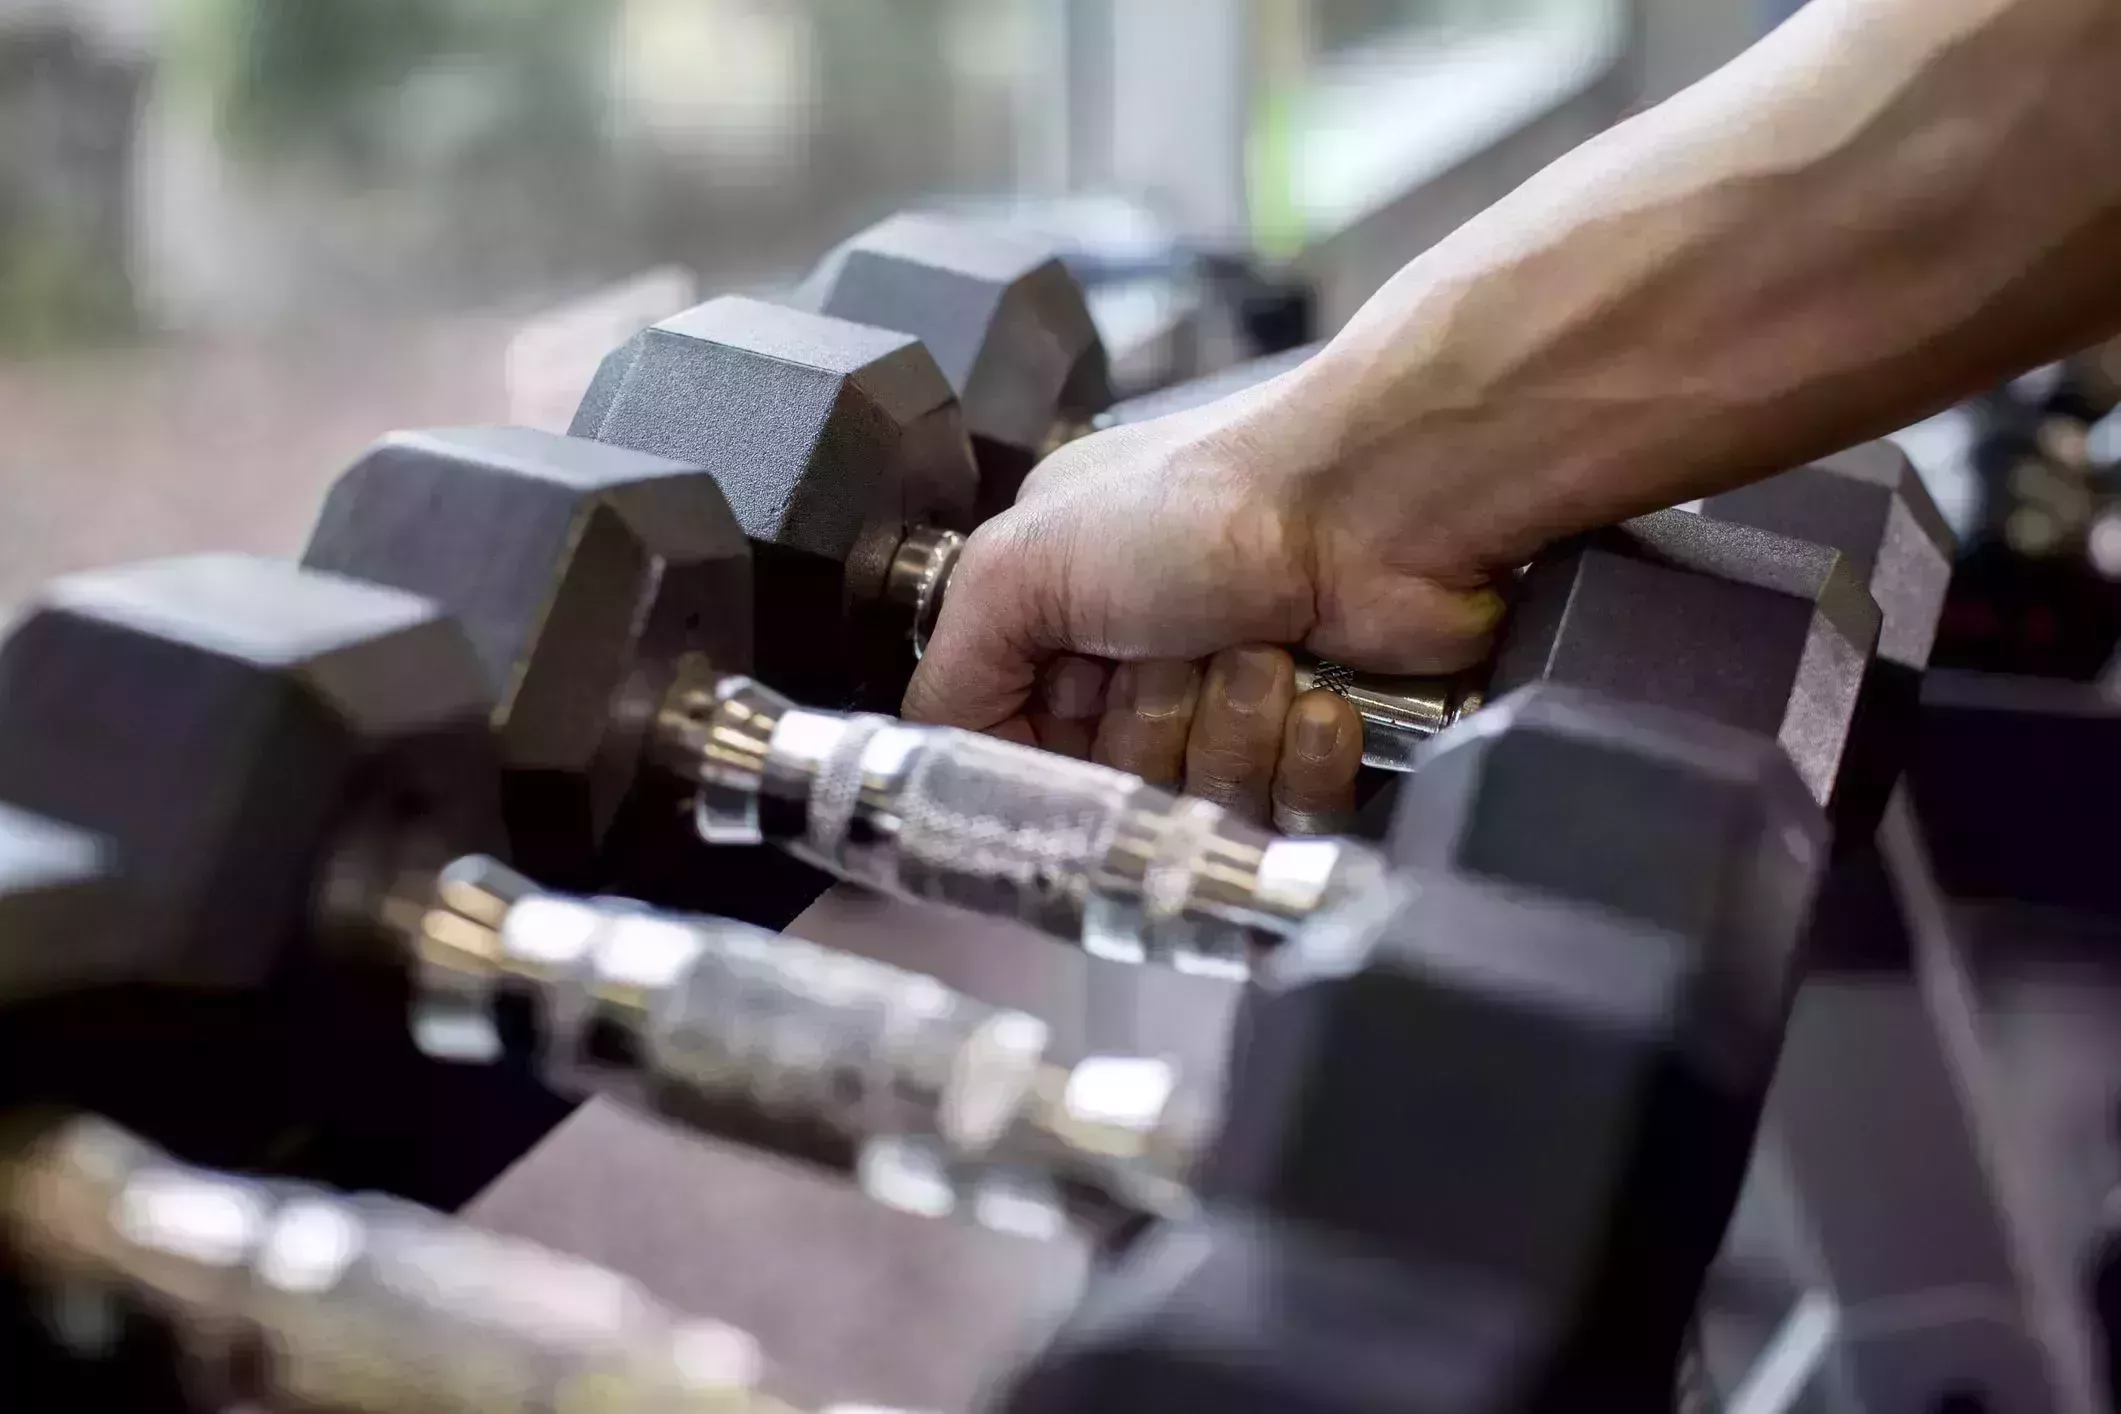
[1291,655,1485,771]
[413,859,1203,1229]
[658,672,1381,977]
[2,1115,833,1414]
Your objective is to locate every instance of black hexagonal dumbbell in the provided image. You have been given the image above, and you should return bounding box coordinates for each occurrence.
[296,422,1364,940]
[0,555,561,1195]
[796,212,1114,519]
[571,294,981,710]
[1381,679,1832,946]
[606,503,1871,975]
[301,426,762,901]
[1699,440,1955,846]
[997,685,1829,1413]
[997,1208,1533,1414]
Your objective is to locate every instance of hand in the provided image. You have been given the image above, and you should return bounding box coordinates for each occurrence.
[902,363,1507,829]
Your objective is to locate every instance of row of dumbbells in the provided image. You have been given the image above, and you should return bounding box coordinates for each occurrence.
[0,676,1829,1414]
[0,209,1960,1411]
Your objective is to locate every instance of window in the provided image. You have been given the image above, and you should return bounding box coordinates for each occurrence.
[1254,0,1629,250]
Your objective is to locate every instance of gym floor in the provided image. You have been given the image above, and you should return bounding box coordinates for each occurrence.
[0,319,514,617]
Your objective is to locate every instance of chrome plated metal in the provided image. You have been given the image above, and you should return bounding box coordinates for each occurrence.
[1292,654,1485,771]
[1,1115,794,1414]
[409,863,1204,1228]
[883,525,966,661]
[663,676,1386,973]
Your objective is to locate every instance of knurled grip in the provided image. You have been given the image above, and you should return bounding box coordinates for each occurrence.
[839,727,1147,940]
[4,1118,773,1414]
[646,930,1040,1153]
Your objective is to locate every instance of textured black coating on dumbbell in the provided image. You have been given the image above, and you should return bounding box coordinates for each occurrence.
[0,554,503,990]
[799,213,1112,518]
[572,295,979,710]
[304,426,753,891]
[1208,686,1826,1403]
[1485,507,1880,813]
[1387,683,1829,949]
[0,555,555,1198]
[1701,440,1955,845]
[993,1210,1556,1414]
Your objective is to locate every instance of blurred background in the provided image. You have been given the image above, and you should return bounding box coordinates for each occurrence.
[34,0,2119,681]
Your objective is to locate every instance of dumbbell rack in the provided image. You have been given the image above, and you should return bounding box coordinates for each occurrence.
[3,209,2118,1414]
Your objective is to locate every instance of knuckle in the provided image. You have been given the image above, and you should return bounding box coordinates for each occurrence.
[1186,741,1273,795]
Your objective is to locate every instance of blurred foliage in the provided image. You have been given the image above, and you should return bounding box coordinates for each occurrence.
[0,24,143,349]
[0,222,134,352]
[171,0,615,172]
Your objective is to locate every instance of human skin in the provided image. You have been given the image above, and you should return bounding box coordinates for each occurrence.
[906,0,2121,828]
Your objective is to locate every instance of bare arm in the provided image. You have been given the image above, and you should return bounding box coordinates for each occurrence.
[1297,0,2121,577]
[905,0,2121,817]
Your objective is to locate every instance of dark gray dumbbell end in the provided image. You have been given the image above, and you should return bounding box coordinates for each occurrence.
[1700,440,1954,673]
[1491,509,1881,810]
[797,212,1113,459]
[1390,681,1828,977]
[0,554,501,989]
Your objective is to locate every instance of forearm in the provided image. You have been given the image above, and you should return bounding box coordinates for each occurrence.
[1280,0,2121,574]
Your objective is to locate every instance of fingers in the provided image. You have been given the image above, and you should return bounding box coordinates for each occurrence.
[1271,690,1363,834]
[1030,656,1110,758]
[1091,660,1202,786]
[1184,647,1297,826]
[903,522,1051,733]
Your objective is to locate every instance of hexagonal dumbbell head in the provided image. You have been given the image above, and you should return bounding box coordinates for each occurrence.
[0,805,126,1004]
[1699,441,1956,843]
[1387,683,1828,946]
[0,555,503,992]
[1487,507,1881,816]
[797,212,1113,517]
[1208,687,1827,1380]
[571,295,980,709]
[997,1209,1562,1414]
[304,427,752,889]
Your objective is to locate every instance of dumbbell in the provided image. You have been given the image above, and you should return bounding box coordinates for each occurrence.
[795,212,1114,518]
[0,546,1310,1218]
[0,554,1180,1245]
[301,427,756,898]
[322,445,1878,983]
[1698,439,1955,846]
[300,426,1362,956]
[569,294,979,712]
[0,554,538,1191]
[407,854,1200,1241]
[576,272,1891,788]
[392,473,1872,971]
[0,555,502,980]
[1,1113,918,1414]
[422,685,1822,1269]
[679,501,1874,945]
[564,289,1454,770]
[994,685,1831,1413]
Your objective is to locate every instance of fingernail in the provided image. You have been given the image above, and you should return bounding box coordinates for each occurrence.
[1222,649,1282,709]
[1044,658,1105,719]
[1127,661,1197,717]
[1295,696,1343,760]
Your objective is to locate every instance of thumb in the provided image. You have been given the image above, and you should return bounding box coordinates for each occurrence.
[901,524,1055,732]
